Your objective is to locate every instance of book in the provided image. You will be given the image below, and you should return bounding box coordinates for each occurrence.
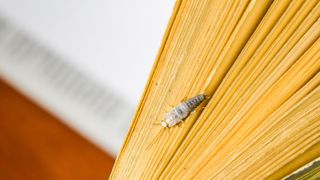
[284,158,320,180]
[111,0,320,179]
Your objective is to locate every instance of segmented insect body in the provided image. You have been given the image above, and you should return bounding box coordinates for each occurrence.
[160,94,206,128]
[147,94,207,149]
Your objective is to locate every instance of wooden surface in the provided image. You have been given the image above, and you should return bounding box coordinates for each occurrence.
[0,78,114,179]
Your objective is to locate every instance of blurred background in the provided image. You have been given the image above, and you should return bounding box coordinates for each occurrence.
[0,0,174,179]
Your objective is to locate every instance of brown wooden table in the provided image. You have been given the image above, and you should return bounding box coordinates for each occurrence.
[0,78,114,179]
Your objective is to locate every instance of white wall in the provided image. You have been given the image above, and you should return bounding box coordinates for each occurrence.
[0,0,175,105]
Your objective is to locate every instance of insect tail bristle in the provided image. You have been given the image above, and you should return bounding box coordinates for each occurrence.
[205,94,211,99]
[146,128,165,150]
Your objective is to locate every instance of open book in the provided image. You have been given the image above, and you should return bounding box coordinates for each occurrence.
[111,0,320,179]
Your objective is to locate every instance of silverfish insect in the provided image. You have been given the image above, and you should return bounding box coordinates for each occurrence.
[160,93,206,128]
[147,94,207,149]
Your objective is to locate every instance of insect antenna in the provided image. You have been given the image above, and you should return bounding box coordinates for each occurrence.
[152,122,161,126]
[146,128,166,150]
